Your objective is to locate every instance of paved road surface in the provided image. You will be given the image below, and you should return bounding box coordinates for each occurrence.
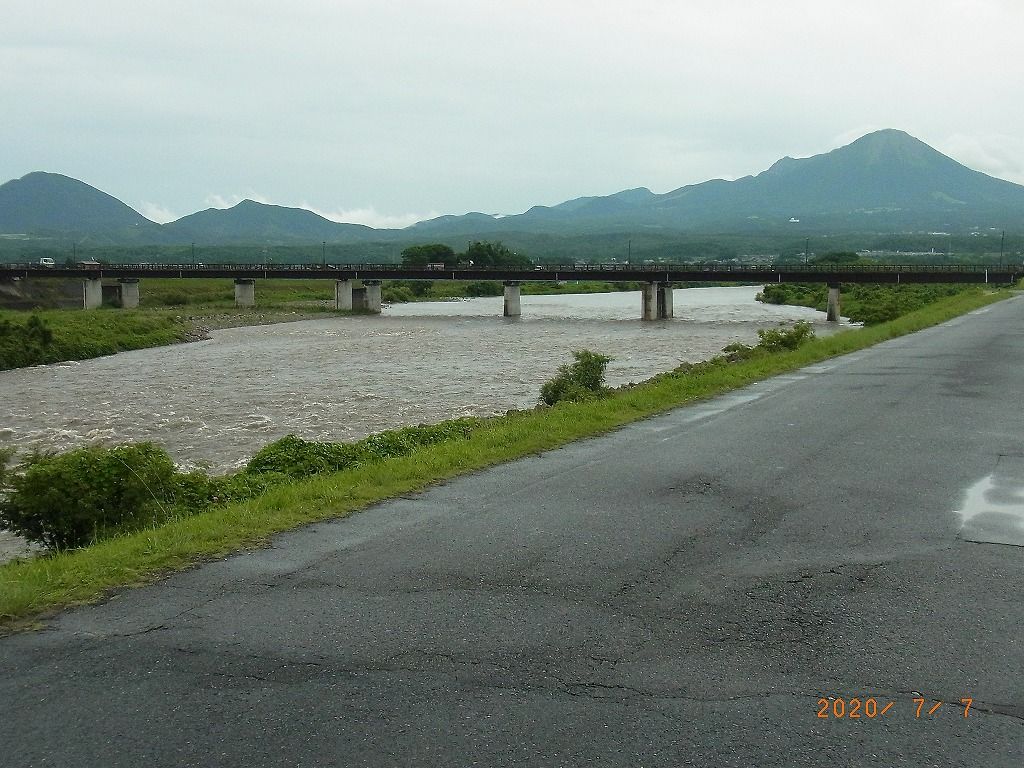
[3,298,1022,767]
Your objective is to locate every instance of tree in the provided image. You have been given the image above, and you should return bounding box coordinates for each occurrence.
[539,349,612,406]
[400,243,455,267]
[461,241,531,268]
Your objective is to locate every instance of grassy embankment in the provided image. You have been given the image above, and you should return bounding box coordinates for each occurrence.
[0,287,1012,629]
[757,282,984,325]
[0,309,192,370]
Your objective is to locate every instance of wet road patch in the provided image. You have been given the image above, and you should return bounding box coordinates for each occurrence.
[956,460,1024,547]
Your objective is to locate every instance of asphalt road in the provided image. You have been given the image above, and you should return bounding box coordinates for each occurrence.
[3,297,1022,767]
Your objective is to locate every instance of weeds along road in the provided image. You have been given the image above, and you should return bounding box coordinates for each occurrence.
[2,297,1023,767]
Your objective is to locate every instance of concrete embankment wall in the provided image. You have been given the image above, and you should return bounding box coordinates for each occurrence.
[0,278,83,309]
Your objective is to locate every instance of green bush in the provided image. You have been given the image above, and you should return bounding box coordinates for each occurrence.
[0,417,483,551]
[161,291,190,306]
[389,280,433,297]
[757,283,976,325]
[169,469,293,511]
[0,443,178,549]
[245,435,364,478]
[246,419,480,479]
[463,281,503,297]
[723,321,815,361]
[540,349,612,406]
[756,320,815,351]
[0,314,55,369]
[0,309,190,371]
[382,286,415,303]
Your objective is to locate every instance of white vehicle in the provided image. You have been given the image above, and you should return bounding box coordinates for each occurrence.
[38,257,55,267]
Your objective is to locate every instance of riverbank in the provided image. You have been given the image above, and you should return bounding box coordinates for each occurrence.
[0,287,1010,630]
[0,309,197,371]
[0,306,356,371]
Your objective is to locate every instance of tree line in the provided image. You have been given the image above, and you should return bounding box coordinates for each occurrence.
[400,241,532,268]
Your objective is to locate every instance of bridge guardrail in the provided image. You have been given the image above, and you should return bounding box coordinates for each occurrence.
[1,261,1019,279]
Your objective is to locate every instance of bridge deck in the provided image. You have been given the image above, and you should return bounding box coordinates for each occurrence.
[1,263,1019,284]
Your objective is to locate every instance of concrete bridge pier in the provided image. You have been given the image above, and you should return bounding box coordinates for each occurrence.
[362,280,382,313]
[234,278,256,307]
[659,282,674,319]
[642,283,657,320]
[118,278,140,309]
[334,279,353,310]
[826,282,841,322]
[642,282,673,320]
[83,278,103,309]
[503,281,521,317]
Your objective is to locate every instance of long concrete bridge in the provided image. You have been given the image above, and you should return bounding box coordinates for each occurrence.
[1,262,1019,321]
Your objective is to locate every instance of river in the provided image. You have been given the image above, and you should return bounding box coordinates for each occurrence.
[0,286,835,560]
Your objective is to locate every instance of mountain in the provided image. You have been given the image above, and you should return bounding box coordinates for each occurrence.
[0,172,167,243]
[162,200,376,244]
[3,130,1023,246]
[0,174,381,245]
[411,130,1024,235]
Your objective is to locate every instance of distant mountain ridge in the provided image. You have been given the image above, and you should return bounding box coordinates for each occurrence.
[0,172,166,244]
[163,199,374,244]
[2,130,1023,245]
[411,130,1024,235]
[0,173,378,246]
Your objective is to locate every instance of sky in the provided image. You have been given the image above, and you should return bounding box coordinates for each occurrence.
[3,0,1023,229]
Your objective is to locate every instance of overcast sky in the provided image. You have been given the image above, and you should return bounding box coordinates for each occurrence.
[3,0,1023,228]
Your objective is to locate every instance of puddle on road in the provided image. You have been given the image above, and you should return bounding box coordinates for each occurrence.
[955,463,1024,547]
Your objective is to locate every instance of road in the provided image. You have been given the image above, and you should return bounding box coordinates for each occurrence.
[2,297,1022,767]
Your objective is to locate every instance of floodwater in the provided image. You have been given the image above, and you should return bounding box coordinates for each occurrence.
[0,287,836,560]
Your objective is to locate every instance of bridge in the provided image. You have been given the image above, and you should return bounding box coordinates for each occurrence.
[1,262,1019,321]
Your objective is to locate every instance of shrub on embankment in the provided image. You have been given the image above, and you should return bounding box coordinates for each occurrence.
[540,349,612,405]
[757,283,976,325]
[0,444,179,550]
[0,420,480,552]
[641,321,817,386]
[0,309,189,371]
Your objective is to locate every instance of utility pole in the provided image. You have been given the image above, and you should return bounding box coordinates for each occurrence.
[322,241,327,267]
[1000,230,1005,265]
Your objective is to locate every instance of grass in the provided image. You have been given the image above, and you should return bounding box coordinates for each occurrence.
[0,287,1012,630]
[0,308,190,370]
[141,278,335,307]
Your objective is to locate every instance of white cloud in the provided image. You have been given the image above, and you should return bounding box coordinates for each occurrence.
[203,192,271,209]
[301,205,439,230]
[137,201,178,224]
[201,193,436,229]
[938,134,1024,186]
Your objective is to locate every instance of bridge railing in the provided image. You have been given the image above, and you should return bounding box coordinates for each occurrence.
[0,261,1017,274]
